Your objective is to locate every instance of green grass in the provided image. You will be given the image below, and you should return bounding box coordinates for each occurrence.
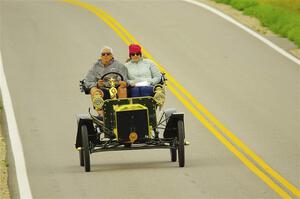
[0,160,8,168]
[213,0,300,48]
[261,0,300,13]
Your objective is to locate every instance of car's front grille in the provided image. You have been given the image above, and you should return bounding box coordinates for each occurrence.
[116,109,149,142]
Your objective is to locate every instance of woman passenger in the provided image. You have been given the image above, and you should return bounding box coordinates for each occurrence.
[125,44,161,97]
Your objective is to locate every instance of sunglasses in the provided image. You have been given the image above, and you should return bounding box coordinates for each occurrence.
[130,53,141,57]
[101,52,112,56]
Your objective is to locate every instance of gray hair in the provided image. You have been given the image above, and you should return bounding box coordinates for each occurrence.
[100,46,113,54]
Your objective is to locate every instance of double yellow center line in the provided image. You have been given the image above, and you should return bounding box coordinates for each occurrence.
[63,1,300,198]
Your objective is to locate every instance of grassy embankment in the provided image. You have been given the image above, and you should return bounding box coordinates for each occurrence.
[0,104,10,199]
[213,0,300,48]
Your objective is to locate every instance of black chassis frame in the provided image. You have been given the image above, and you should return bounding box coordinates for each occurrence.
[75,110,184,154]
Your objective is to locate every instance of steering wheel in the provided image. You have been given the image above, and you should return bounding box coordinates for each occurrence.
[100,72,124,88]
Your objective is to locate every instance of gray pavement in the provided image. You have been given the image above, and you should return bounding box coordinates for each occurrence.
[0,0,299,198]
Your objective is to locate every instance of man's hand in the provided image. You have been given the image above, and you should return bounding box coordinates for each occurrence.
[98,80,105,87]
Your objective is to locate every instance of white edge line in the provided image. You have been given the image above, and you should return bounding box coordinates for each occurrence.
[183,0,300,66]
[0,52,33,199]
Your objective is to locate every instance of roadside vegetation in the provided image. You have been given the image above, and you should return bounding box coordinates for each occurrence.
[213,0,300,48]
[0,105,10,199]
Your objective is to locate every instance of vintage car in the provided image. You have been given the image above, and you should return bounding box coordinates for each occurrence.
[75,72,185,172]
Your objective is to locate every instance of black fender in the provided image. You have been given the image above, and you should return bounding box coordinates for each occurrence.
[75,114,97,148]
[163,112,185,139]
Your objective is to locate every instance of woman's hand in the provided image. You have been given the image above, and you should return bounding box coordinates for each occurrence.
[128,80,135,87]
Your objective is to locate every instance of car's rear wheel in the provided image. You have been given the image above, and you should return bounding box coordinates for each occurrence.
[177,120,185,167]
[170,148,177,162]
[79,149,84,167]
[81,125,91,172]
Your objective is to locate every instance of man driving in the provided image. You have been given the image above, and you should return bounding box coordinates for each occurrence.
[85,46,128,115]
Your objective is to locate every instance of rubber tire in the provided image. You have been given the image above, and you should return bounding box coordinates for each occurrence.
[124,143,132,148]
[170,148,177,162]
[79,149,84,167]
[81,125,91,172]
[177,120,185,167]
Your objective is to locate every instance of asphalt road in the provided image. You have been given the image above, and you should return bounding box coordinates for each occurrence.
[0,0,299,198]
